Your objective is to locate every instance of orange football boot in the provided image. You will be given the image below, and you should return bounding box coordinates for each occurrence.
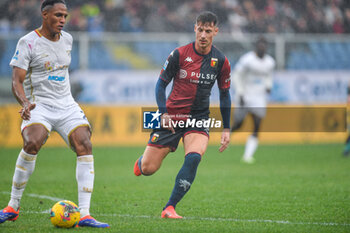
[134,158,142,176]
[161,206,183,219]
[0,206,19,223]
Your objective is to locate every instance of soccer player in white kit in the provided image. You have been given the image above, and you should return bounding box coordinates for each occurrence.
[0,0,109,228]
[231,36,275,163]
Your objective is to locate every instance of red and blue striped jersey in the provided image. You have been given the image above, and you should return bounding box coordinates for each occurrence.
[159,42,231,119]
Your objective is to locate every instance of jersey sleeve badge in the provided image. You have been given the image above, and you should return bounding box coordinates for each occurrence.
[12,50,19,60]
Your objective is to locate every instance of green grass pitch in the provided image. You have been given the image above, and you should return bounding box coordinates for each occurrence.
[0,144,349,232]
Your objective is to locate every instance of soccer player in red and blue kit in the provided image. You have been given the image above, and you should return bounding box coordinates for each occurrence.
[134,11,231,218]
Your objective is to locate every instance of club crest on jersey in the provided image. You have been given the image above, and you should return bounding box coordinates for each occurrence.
[44,61,53,71]
[210,58,218,68]
[151,133,159,142]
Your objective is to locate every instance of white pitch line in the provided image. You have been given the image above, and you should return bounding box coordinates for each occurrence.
[21,211,350,227]
[95,213,350,227]
[1,191,61,214]
[1,191,63,202]
[1,191,349,227]
[26,193,62,202]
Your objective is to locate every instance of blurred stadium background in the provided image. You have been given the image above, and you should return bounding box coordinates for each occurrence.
[0,0,349,147]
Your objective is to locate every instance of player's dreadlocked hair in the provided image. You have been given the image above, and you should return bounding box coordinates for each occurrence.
[196,11,218,26]
[41,0,66,12]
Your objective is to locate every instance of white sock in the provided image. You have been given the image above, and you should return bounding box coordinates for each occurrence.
[76,155,94,218]
[243,135,258,160]
[8,149,37,210]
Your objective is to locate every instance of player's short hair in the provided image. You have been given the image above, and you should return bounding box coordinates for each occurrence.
[196,11,218,26]
[255,35,267,45]
[41,0,66,12]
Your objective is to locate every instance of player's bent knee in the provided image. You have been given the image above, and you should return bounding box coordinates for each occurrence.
[140,165,155,175]
[141,162,158,175]
[23,139,43,154]
[74,138,92,155]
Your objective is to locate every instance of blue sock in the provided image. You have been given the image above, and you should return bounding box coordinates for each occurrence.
[165,152,201,209]
[137,155,152,176]
[138,155,144,175]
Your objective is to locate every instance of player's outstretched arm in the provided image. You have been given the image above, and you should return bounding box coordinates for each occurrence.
[12,66,36,120]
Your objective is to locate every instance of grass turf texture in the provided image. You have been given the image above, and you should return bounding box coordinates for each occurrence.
[0,144,349,232]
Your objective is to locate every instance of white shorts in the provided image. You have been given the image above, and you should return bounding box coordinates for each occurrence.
[234,94,267,121]
[233,106,266,123]
[21,103,90,148]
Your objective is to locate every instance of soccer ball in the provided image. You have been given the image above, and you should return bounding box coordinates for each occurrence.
[50,200,80,228]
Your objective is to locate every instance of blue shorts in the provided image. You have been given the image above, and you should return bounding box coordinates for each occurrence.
[147,126,209,152]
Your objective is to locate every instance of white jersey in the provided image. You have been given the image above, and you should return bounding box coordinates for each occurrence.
[10,30,77,109]
[233,51,275,107]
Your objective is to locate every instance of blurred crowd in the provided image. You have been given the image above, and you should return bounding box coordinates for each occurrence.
[1,0,350,34]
